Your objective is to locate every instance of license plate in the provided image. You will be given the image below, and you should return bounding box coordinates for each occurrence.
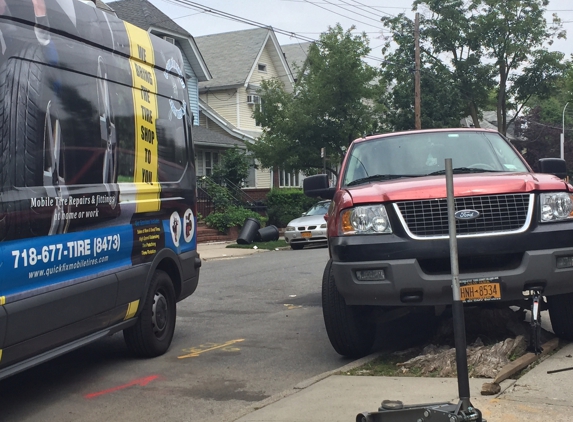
[459,277,501,303]
[301,231,312,238]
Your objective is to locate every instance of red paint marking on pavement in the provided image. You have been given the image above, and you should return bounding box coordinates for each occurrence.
[84,375,160,399]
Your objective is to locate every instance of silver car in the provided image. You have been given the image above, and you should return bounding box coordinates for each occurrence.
[284,200,331,250]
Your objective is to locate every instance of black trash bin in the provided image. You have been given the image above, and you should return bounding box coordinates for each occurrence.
[236,218,260,244]
[257,225,279,242]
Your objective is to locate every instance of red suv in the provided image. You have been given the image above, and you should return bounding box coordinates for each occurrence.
[304,128,573,357]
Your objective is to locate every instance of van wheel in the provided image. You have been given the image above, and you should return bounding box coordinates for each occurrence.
[547,293,573,340]
[290,243,304,250]
[0,44,68,237]
[322,260,375,358]
[124,270,177,357]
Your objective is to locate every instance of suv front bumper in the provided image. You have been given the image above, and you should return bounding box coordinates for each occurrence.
[330,223,573,306]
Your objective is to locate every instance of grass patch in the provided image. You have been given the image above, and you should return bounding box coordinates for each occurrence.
[226,240,288,250]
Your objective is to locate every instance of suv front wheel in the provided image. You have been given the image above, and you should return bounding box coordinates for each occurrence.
[547,292,573,341]
[322,260,375,358]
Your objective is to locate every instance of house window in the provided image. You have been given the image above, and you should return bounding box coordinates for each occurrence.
[279,169,301,187]
[258,63,267,72]
[197,150,220,176]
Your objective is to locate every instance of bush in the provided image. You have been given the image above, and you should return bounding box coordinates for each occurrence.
[265,188,317,228]
[201,177,233,212]
[204,206,267,233]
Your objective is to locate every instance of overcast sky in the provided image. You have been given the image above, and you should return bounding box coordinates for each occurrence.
[119,0,573,67]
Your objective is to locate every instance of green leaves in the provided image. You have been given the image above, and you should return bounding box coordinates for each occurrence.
[382,0,565,135]
[249,24,384,175]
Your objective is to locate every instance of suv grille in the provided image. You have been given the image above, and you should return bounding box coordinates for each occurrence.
[394,194,533,238]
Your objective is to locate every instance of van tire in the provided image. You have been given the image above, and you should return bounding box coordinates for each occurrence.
[0,44,68,238]
[547,293,573,341]
[322,260,375,358]
[124,270,177,357]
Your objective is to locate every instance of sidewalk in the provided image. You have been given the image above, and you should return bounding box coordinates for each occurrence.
[198,241,272,261]
[231,342,573,422]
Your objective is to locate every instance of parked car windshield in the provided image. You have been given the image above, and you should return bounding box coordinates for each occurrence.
[305,201,331,216]
[342,131,529,187]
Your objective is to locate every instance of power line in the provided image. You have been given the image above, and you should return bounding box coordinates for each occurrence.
[157,0,387,63]
[300,0,384,30]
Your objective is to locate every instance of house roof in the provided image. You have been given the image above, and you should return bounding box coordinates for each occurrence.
[195,28,294,92]
[94,0,114,13]
[281,41,312,74]
[192,126,245,148]
[107,0,211,81]
[107,0,189,36]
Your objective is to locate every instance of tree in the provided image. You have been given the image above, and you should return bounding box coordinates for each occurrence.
[250,24,386,176]
[380,0,566,135]
[379,12,472,130]
[475,0,566,134]
[211,146,251,186]
[513,60,573,171]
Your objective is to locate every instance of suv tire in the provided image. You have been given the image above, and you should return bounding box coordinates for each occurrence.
[322,259,375,358]
[547,293,573,341]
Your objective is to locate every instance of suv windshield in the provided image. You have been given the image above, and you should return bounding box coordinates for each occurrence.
[342,131,529,187]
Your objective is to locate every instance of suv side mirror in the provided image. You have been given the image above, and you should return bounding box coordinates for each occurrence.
[303,174,335,199]
[538,158,568,179]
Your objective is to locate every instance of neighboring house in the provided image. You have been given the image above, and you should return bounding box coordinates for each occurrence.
[195,28,297,196]
[461,111,520,140]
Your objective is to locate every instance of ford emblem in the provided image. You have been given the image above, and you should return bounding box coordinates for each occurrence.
[455,209,480,220]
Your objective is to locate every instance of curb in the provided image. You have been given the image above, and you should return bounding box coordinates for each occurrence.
[226,352,383,422]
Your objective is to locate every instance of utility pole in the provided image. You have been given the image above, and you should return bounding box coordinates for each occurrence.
[414,12,421,130]
[562,102,569,160]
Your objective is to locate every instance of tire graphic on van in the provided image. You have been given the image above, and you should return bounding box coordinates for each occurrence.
[0,44,69,238]
[43,100,70,235]
[97,56,118,188]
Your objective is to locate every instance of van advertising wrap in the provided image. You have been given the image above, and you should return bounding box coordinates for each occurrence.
[0,0,200,375]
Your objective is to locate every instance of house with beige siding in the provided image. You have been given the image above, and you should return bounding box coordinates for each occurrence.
[195,28,299,195]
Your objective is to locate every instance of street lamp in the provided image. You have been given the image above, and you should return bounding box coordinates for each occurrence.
[562,102,569,160]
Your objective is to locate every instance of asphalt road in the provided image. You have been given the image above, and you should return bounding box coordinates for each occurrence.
[0,246,352,422]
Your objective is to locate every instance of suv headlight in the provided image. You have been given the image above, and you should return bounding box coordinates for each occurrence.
[340,205,392,234]
[540,192,573,222]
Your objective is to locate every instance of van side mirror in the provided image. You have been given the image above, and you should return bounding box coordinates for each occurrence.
[538,158,568,179]
[303,174,335,199]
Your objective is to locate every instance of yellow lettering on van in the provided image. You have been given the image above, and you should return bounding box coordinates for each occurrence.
[124,22,161,213]
[0,296,5,306]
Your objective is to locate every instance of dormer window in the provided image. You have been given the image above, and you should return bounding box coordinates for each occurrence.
[258,63,267,73]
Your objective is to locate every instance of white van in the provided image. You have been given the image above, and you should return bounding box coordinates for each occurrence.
[0,0,200,379]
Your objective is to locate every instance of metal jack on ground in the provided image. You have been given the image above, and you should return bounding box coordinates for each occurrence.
[356,159,485,422]
[527,289,544,355]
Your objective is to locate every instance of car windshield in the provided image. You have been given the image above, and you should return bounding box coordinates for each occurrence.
[305,202,330,216]
[342,131,529,187]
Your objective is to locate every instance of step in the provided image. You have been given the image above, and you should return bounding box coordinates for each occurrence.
[197,225,235,244]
